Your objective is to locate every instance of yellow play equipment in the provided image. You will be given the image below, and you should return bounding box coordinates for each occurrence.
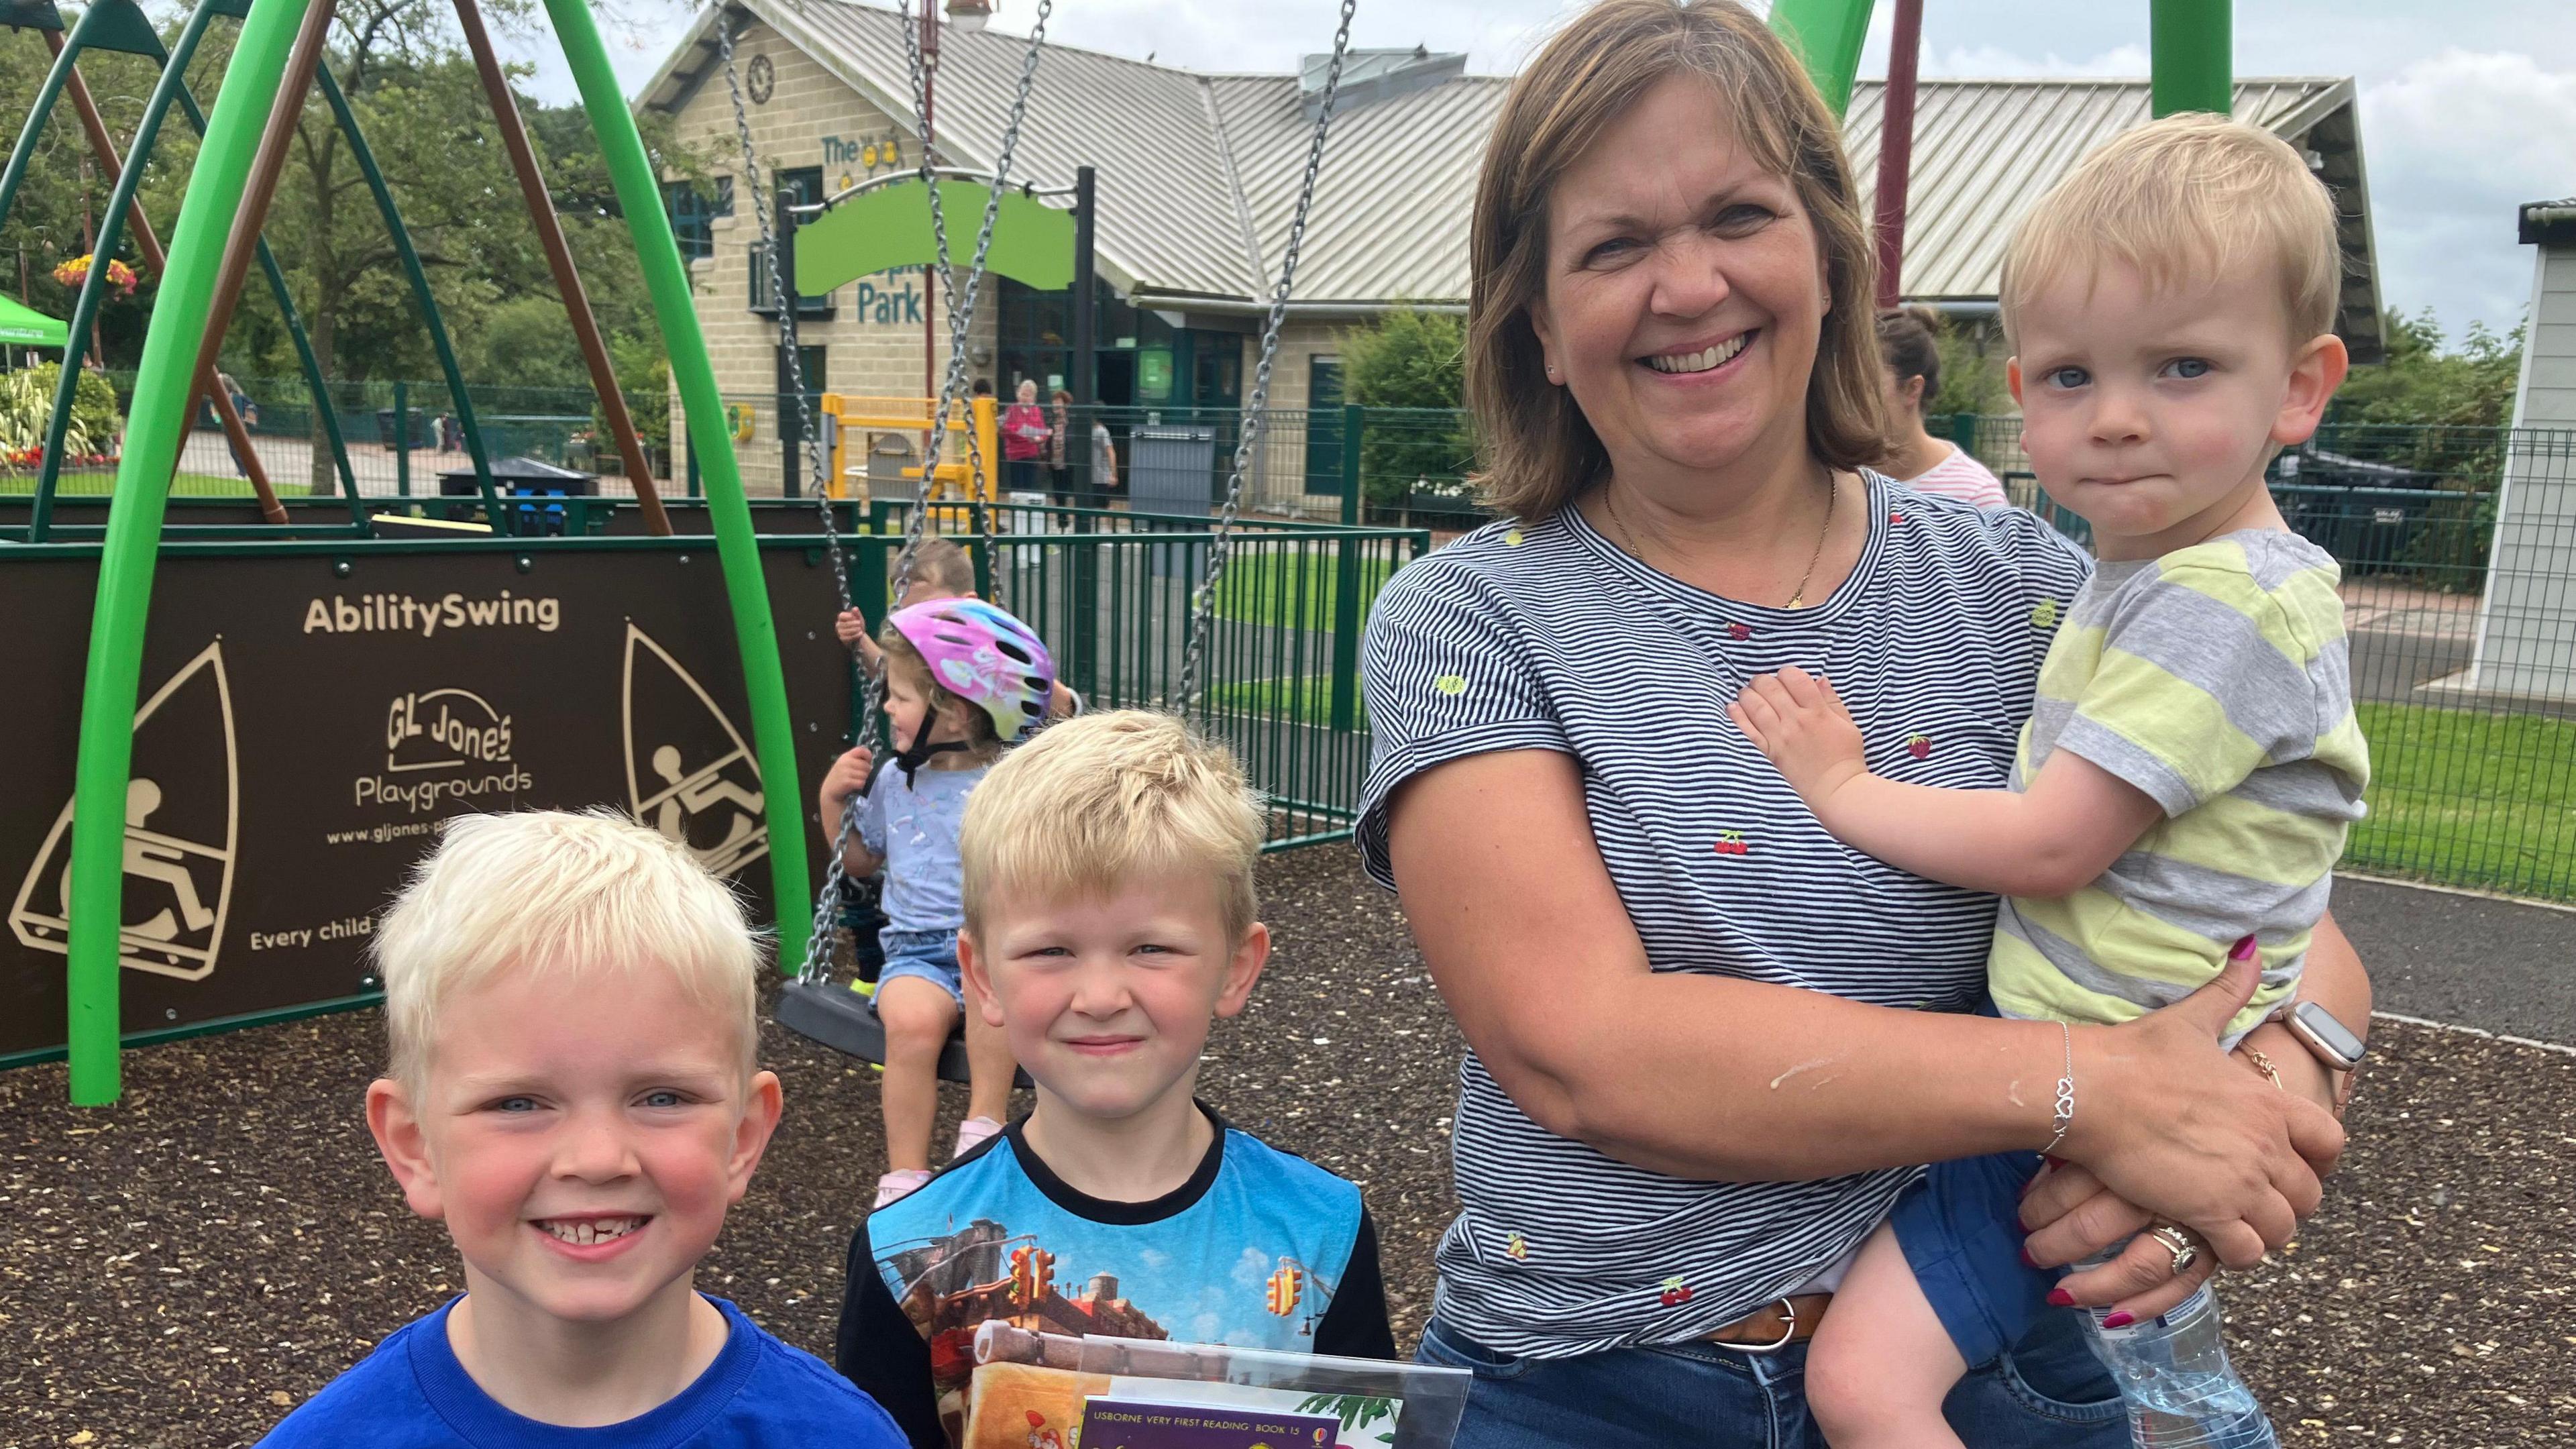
[815,393,1001,517]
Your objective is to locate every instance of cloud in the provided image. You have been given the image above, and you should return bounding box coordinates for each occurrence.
[2357,49,2576,339]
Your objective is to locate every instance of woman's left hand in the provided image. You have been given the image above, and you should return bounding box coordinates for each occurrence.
[2023,1028,2341,1320]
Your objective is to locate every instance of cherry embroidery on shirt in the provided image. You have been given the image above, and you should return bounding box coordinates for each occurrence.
[1727,621,1752,641]
[1506,1232,1529,1261]
[1889,510,1906,525]
[1660,1276,1695,1307]
[2030,598,2061,630]
[1714,830,1750,857]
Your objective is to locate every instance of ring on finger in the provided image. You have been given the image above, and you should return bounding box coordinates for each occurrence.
[2147,1222,2200,1277]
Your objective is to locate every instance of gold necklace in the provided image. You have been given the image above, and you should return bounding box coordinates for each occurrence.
[1602,466,1839,609]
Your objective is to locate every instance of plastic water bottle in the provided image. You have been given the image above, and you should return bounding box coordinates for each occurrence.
[2075,1246,2278,1448]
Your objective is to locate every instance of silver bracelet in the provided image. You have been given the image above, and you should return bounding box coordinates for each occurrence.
[2039,1021,2076,1158]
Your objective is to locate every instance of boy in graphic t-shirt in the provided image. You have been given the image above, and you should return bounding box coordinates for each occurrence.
[835,712,1395,1449]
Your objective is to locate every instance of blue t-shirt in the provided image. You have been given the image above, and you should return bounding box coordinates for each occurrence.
[260,1295,906,1448]
[837,1106,1394,1448]
[857,762,987,934]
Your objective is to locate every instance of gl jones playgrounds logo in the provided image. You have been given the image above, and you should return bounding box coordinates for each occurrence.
[354,687,533,816]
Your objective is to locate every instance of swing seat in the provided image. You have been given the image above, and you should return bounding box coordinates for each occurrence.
[775,977,1032,1088]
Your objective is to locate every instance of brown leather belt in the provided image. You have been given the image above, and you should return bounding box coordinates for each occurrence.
[1700,1293,1831,1351]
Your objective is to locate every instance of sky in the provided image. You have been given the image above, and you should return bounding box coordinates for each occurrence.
[513,0,2576,347]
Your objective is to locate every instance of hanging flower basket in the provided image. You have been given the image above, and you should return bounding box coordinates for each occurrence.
[51,254,140,298]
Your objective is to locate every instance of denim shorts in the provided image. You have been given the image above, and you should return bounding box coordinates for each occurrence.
[1890,1148,2060,1370]
[873,927,963,1010]
[1415,1307,2123,1448]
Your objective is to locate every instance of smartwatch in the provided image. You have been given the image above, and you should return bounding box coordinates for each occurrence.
[2286,1000,2365,1071]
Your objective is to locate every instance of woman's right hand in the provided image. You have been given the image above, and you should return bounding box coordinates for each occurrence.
[818,745,875,824]
[2059,948,2345,1269]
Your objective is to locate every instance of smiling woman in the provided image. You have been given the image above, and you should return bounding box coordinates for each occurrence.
[1359,3,2369,1446]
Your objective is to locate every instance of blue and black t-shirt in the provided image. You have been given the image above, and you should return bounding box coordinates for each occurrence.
[835,1104,1394,1448]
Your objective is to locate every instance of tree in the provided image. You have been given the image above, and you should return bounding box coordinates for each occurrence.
[2332,307,2523,431]
[0,28,163,370]
[1340,304,1474,509]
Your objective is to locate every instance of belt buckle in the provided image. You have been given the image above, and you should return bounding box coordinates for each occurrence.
[1733,1296,1800,1355]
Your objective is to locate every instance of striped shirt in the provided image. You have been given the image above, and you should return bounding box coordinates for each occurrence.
[1356,475,2092,1358]
[1994,530,2368,1045]
[1902,443,2010,508]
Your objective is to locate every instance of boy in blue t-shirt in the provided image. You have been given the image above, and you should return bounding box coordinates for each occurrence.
[835,712,1395,1449]
[260,812,906,1448]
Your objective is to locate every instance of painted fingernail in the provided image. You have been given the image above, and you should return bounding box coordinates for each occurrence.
[2019,1243,2041,1269]
[2102,1311,2135,1330]
[2231,934,2259,961]
[2046,1289,2075,1307]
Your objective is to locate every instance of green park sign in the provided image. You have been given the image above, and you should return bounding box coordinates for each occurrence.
[793,177,1076,298]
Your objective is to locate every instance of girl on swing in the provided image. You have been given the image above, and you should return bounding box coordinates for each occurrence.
[819,599,1057,1207]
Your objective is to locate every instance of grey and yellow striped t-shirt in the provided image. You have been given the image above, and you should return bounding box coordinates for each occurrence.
[1991,529,2369,1044]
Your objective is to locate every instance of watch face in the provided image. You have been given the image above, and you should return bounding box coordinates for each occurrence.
[747,54,775,104]
[2292,1001,2366,1067]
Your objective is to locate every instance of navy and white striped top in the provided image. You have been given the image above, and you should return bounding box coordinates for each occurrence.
[1356,474,2094,1358]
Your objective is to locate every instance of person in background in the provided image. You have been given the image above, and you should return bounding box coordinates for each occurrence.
[1876,306,2009,508]
[1089,415,1118,500]
[1046,387,1075,507]
[1001,378,1051,501]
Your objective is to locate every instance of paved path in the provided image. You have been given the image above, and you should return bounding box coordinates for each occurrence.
[2334,873,2576,1046]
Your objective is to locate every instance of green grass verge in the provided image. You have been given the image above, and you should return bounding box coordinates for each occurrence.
[2347,701,2576,901]
[1,471,286,498]
[1212,550,1399,629]
[1205,674,1368,730]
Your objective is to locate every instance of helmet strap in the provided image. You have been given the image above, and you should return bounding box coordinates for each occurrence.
[892,735,971,788]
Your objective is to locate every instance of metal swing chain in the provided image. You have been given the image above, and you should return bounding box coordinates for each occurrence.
[716,15,845,610]
[1171,0,1358,712]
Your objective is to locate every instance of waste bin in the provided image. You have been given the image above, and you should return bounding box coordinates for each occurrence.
[438,455,598,535]
[1127,425,1218,583]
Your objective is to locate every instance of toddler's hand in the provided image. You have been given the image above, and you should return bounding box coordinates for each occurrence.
[819,745,876,822]
[834,609,867,646]
[1728,666,1866,804]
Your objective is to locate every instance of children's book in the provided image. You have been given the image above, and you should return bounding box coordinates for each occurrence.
[1077,1399,1340,1449]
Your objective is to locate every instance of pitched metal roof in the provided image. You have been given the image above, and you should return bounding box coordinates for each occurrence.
[643,5,2378,350]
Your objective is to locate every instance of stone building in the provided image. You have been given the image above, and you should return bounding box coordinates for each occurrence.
[640,2,2381,509]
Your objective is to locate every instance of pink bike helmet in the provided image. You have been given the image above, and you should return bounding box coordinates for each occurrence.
[886,598,1055,742]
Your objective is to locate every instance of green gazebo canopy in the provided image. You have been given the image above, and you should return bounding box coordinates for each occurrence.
[0,292,70,347]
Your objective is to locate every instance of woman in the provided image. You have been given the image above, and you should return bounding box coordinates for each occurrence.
[1358,4,2364,1444]
[1046,387,1076,506]
[1876,305,2008,507]
[1001,378,1051,499]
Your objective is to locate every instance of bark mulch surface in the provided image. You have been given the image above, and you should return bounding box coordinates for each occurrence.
[3,847,2569,1446]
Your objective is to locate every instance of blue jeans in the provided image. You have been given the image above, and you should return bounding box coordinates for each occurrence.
[1417,1309,2125,1448]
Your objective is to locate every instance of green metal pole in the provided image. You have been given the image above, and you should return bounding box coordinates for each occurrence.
[28,0,227,542]
[64,0,312,1107]
[0,0,88,231]
[394,378,409,497]
[313,64,501,527]
[545,0,811,971]
[1338,402,1362,527]
[2151,0,2233,118]
[1328,405,1363,731]
[1766,0,1875,119]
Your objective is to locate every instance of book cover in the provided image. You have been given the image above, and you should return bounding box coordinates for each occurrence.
[1077,1397,1340,1449]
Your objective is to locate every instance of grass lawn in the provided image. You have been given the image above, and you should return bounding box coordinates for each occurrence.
[2348,701,2576,901]
[1206,674,1368,729]
[1212,549,1400,629]
[2,471,278,497]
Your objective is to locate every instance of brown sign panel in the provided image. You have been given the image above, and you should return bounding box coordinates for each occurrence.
[0,541,857,1059]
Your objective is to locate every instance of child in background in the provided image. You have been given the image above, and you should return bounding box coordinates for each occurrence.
[260,812,904,1447]
[835,537,1079,720]
[1732,115,2369,1448]
[836,711,1393,1449]
[820,600,1058,1209]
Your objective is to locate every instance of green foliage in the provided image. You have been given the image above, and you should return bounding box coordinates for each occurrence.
[608,333,672,466]
[0,364,122,469]
[1340,306,1474,506]
[1929,319,2010,417]
[2332,308,2524,430]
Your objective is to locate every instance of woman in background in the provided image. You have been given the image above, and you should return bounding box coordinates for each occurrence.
[1876,306,2008,508]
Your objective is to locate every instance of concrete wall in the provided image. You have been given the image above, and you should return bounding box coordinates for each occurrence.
[2470,242,2576,701]
[659,18,996,498]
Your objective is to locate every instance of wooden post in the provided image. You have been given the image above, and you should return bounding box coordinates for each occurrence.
[178,0,339,525]
[451,0,669,535]
[1872,0,1923,310]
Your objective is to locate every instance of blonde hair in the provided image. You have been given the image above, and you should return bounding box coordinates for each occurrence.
[959,710,1265,942]
[1468,0,1889,520]
[2000,113,2343,349]
[898,535,977,598]
[373,810,762,1095]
